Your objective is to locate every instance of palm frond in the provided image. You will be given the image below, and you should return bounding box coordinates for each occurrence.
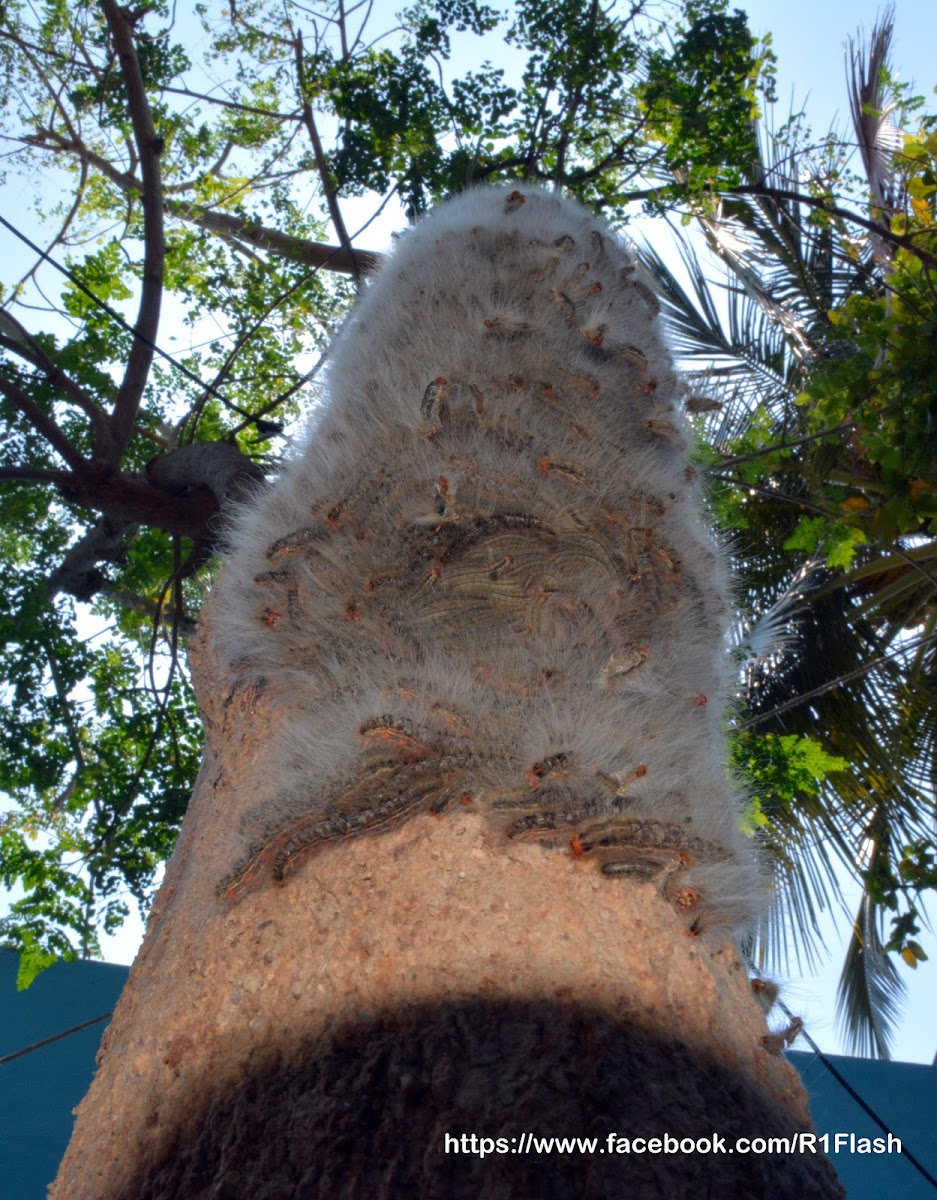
[642,11,935,1054]
[639,233,802,441]
[848,6,902,247]
[836,884,905,1058]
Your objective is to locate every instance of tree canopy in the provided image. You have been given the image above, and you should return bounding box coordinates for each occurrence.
[0,0,934,1057]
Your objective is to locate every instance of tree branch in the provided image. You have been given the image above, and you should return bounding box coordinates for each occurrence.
[45,514,136,602]
[0,313,111,452]
[707,471,840,518]
[143,441,264,508]
[38,634,88,811]
[161,85,301,122]
[1,456,222,542]
[0,370,90,473]
[101,583,198,637]
[23,126,138,193]
[0,464,78,487]
[38,447,262,603]
[167,201,382,275]
[713,422,856,469]
[553,0,598,185]
[100,0,165,457]
[11,157,88,298]
[61,463,222,538]
[25,127,382,276]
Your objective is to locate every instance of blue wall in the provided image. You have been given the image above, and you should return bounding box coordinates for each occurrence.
[788,1049,937,1198]
[3,950,935,1198]
[0,950,127,1200]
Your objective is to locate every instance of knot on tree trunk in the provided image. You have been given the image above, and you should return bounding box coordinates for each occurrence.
[145,441,265,507]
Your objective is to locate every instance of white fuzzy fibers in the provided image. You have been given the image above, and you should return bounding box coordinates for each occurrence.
[211,184,763,932]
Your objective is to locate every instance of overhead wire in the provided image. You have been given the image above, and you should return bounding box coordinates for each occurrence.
[0,1011,113,1065]
[774,995,937,1192]
[0,210,252,418]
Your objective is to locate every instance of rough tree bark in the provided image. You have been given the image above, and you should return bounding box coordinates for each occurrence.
[50,186,843,1199]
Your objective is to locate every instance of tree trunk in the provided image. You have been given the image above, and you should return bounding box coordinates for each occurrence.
[50,645,842,1198]
[51,184,843,1199]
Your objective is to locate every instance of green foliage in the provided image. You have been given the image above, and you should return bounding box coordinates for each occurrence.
[0,559,201,981]
[646,18,937,1052]
[782,516,867,570]
[640,0,776,197]
[707,98,937,590]
[731,728,849,882]
[799,253,937,550]
[1,0,928,1063]
[732,730,848,817]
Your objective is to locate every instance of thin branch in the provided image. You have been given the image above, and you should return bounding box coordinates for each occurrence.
[180,261,326,442]
[219,190,398,436]
[25,127,383,274]
[227,349,327,439]
[11,157,88,297]
[348,0,374,55]
[39,635,87,809]
[713,422,855,469]
[337,0,350,59]
[161,84,301,121]
[0,210,252,417]
[207,136,234,178]
[293,29,361,286]
[94,546,189,860]
[9,22,84,148]
[554,0,597,186]
[707,471,839,518]
[23,126,138,192]
[102,583,198,637]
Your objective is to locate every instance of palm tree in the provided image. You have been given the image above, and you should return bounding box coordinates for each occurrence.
[640,9,937,1058]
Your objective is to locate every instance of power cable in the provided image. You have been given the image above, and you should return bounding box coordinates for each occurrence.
[0,1011,113,1065]
[776,997,937,1192]
[0,210,249,415]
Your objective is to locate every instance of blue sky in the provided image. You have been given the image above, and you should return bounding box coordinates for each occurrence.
[743,0,933,132]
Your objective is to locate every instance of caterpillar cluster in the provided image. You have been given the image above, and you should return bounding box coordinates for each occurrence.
[212,183,764,934]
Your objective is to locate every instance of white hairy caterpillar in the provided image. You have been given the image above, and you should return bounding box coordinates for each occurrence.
[211,183,763,932]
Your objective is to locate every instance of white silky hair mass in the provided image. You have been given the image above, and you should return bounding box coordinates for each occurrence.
[212,182,763,931]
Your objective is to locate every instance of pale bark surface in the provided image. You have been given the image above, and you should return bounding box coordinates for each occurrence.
[50,626,843,1199]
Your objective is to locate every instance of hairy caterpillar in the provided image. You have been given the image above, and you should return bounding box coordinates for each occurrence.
[212,183,763,933]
